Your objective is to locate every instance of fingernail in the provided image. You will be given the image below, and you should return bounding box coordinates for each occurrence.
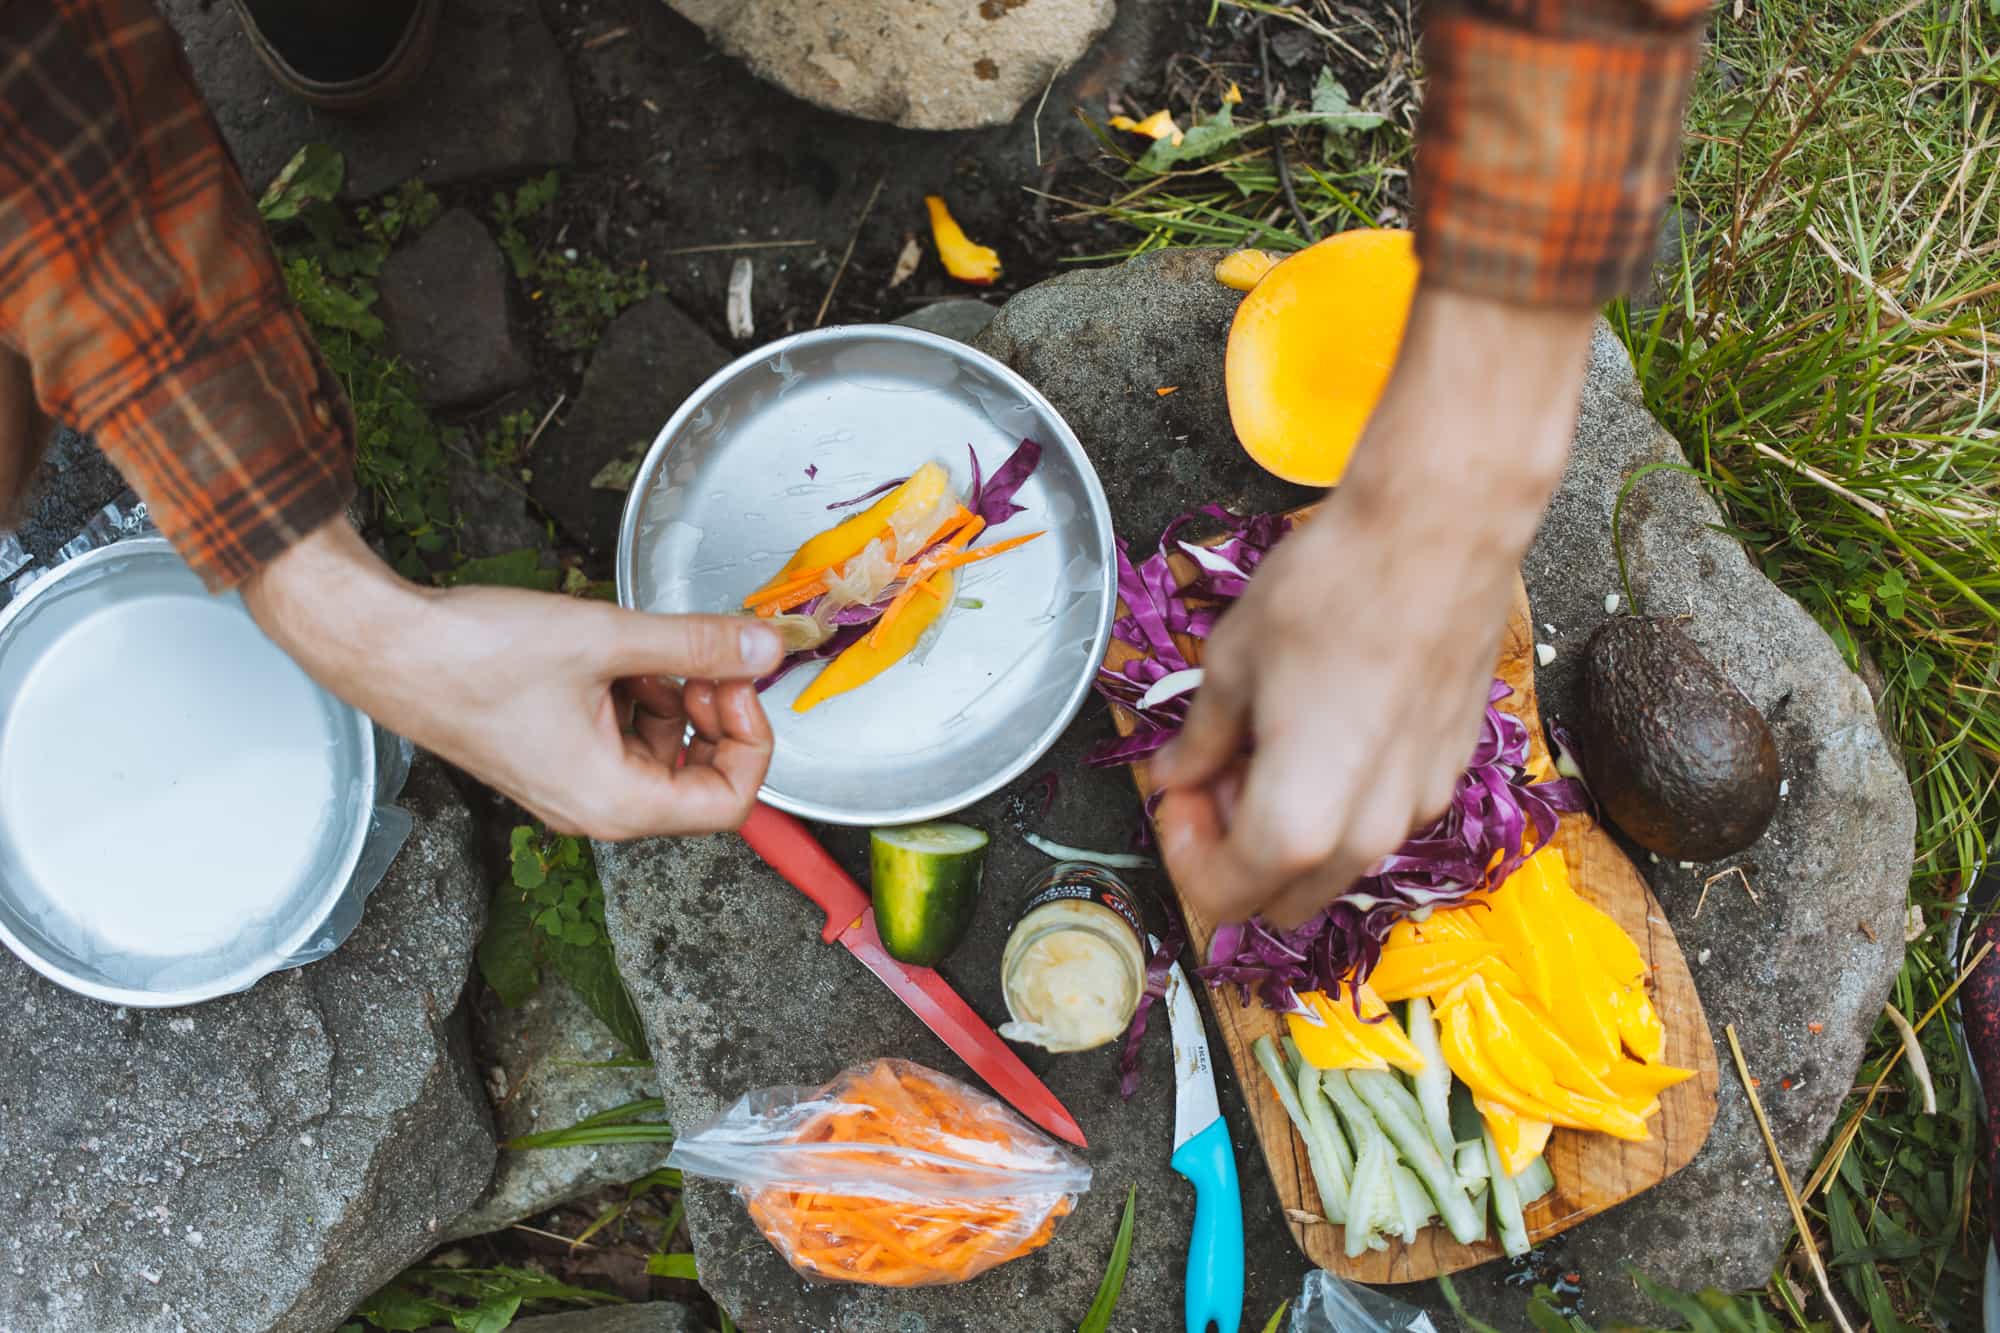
[741,625,781,668]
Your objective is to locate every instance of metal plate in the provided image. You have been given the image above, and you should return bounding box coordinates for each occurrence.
[0,539,377,1006]
[617,325,1115,826]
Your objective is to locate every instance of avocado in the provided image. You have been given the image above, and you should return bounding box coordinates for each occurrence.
[1574,616,1781,861]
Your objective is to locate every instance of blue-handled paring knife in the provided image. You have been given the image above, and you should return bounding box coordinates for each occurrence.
[1160,940,1245,1333]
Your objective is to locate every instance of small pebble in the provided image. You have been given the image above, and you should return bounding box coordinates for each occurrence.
[1542,622,1558,636]
[1535,642,1556,666]
[1697,948,1712,964]
[1649,852,1660,863]
[1679,861,1695,869]
[1779,778,1791,797]
[1605,592,1622,613]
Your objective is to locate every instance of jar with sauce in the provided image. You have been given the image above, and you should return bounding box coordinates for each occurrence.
[998,863,1148,1053]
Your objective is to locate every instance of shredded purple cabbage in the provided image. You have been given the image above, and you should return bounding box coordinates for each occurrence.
[968,439,1041,530]
[825,477,907,511]
[752,621,870,691]
[1026,770,1060,818]
[1089,506,1589,1010]
[804,464,819,480]
[1119,896,1188,1101]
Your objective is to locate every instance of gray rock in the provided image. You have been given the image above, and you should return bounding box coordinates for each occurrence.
[379,209,535,409]
[598,252,1910,1330]
[530,296,731,556]
[505,1304,706,1333]
[893,299,999,345]
[970,248,1317,539]
[668,0,1117,131]
[161,0,574,198]
[448,453,549,565]
[443,976,673,1243]
[0,756,495,1333]
[1442,324,1914,1325]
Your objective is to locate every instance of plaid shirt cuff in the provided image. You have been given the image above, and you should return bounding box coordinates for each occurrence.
[1412,11,1703,307]
[105,303,357,590]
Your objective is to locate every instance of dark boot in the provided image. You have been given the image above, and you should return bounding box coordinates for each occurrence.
[230,0,440,111]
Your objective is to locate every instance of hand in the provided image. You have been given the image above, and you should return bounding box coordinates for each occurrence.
[242,520,783,840]
[1150,286,1594,929]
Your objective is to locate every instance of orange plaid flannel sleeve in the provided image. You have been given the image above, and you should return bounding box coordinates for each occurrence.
[1413,0,1711,307]
[0,0,354,590]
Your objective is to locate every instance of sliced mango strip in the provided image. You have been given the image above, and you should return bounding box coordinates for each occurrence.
[1601,1058,1697,1102]
[1289,987,1424,1074]
[793,569,955,714]
[1107,109,1184,144]
[756,461,950,598]
[1475,1097,1553,1178]
[1367,938,1494,1002]
[924,196,1001,286]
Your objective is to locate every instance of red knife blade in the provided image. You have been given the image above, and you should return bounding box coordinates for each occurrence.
[738,802,1087,1148]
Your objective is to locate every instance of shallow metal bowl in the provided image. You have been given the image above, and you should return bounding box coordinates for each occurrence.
[0,539,378,1006]
[616,325,1115,826]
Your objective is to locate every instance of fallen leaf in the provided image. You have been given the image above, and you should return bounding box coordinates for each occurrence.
[590,440,650,493]
[1858,919,1878,943]
[1109,109,1185,145]
[889,233,923,288]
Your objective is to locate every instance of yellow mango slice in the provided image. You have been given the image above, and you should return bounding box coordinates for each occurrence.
[1290,988,1423,1073]
[1514,855,1621,1076]
[1476,1097,1553,1177]
[761,461,951,593]
[1489,985,1618,1101]
[1366,939,1494,1002]
[792,569,954,713]
[1286,1007,1388,1072]
[1601,1058,1697,1102]
[1477,852,1557,1010]
[1388,908,1486,949]
[1566,892,1647,989]
[1437,999,1571,1127]
[1609,983,1668,1064]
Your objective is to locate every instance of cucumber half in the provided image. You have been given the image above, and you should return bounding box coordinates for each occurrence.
[869,823,989,966]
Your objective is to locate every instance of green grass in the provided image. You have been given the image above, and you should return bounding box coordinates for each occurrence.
[1084,0,2000,1326]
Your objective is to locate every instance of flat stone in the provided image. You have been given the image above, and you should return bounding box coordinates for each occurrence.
[448,452,550,564]
[505,1304,705,1333]
[892,299,999,345]
[1443,324,1914,1324]
[529,296,731,556]
[667,0,1117,131]
[160,0,574,198]
[971,248,1316,537]
[443,975,673,1243]
[0,755,495,1333]
[379,209,535,409]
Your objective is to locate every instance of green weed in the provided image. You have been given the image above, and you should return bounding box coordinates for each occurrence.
[1076,1184,1137,1333]
[491,170,657,352]
[337,1264,618,1333]
[478,827,650,1058]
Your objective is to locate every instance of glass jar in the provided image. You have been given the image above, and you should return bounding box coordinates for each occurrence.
[998,863,1148,1053]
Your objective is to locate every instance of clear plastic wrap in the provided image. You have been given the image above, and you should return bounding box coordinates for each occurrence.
[666,1058,1091,1287]
[1287,1270,1441,1332]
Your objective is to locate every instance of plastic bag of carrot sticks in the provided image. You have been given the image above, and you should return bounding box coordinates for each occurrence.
[665,1058,1092,1287]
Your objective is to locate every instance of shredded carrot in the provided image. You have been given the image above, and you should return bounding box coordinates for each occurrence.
[923,529,1044,574]
[742,1060,1072,1287]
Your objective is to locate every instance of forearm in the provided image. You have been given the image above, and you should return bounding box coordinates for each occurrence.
[1336,286,1595,560]
[240,518,439,738]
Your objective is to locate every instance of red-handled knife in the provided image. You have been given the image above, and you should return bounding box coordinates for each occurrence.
[738,803,1088,1148]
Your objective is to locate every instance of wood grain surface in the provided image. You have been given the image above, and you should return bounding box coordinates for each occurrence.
[1106,520,1720,1280]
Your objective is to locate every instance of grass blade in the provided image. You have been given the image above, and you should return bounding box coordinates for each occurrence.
[1076,1184,1137,1333]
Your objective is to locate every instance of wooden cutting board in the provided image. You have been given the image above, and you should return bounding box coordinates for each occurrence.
[1107,519,1721,1281]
